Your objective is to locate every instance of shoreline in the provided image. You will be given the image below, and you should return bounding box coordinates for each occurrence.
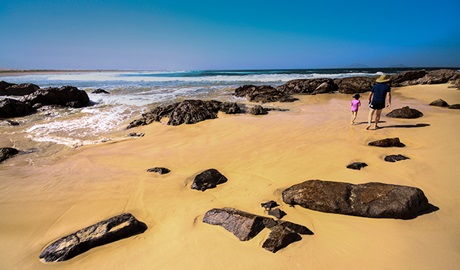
[1,83,459,269]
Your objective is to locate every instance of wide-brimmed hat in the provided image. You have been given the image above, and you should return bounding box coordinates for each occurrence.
[376,74,390,83]
[353,94,361,99]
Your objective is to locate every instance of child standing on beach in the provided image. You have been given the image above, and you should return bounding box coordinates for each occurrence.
[351,94,361,124]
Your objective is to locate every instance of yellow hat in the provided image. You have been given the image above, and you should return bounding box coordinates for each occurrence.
[376,74,390,83]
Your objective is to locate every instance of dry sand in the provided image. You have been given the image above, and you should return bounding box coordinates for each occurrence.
[0,84,459,269]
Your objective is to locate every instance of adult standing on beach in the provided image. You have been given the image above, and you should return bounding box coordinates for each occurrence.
[367,74,391,130]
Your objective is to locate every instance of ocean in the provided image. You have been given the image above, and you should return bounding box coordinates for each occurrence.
[0,68,445,162]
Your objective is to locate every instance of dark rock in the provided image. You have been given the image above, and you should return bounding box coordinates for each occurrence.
[448,104,460,109]
[39,213,148,262]
[20,86,90,109]
[234,85,298,103]
[0,98,35,118]
[390,70,428,86]
[0,81,15,93]
[429,99,449,107]
[261,200,279,210]
[417,69,458,84]
[282,180,429,219]
[268,208,287,219]
[0,147,19,163]
[6,119,20,126]
[276,220,314,235]
[386,106,423,118]
[147,167,170,174]
[368,137,405,147]
[127,100,241,128]
[334,76,375,94]
[249,105,268,115]
[127,132,144,137]
[448,72,460,89]
[262,225,302,253]
[384,154,410,162]
[191,169,227,191]
[278,78,338,95]
[1,83,40,96]
[202,208,266,241]
[92,89,110,94]
[346,162,368,170]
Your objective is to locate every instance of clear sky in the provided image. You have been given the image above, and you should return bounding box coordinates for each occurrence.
[1,0,459,70]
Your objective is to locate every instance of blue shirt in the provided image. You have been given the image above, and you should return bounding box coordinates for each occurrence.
[371,83,391,103]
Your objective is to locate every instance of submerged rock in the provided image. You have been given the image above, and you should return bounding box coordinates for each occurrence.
[429,99,449,107]
[0,147,19,163]
[39,213,148,262]
[191,169,227,191]
[368,137,405,147]
[92,89,110,94]
[282,180,429,219]
[386,106,423,118]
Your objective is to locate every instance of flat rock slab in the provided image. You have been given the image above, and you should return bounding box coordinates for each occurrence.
[368,137,405,147]
[384,154,410,162]
[282,180,429,219]
[203,208,313,253]
[39,213,147,262]
[191,169,227,191]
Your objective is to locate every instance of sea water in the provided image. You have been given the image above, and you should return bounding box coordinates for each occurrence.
[0,68,424,154]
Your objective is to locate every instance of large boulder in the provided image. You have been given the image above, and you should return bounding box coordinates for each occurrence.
[0,147,19,163]
[39,213,147,262]
[334,76,375,94]
[277,78,338,95]
[127,100,241,128]
[417,69,458,84]
[368,137,405,147]
[386,106,423,118]
[282,180,429,219]
[390,70,427,86]
[20,86,90,109]
[191,168,227,191]
[234,85,298,102]
[0,82,40,96]
[0,98,35,118]
[429,99,449,107]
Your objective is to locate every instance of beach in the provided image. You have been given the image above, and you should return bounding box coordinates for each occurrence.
[0,82,459,269]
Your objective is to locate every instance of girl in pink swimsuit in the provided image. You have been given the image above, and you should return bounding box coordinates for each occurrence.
[351,94,361,124]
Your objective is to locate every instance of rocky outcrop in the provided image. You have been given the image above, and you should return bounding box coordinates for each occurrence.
[282,180,429,219]
[448,73,460,89]
[234,85,298,102]
[384,154,410,162]
[0,83,40,96]
[346,162,368,170]
[277,78,338,95]
[39,213,148,262]
[20,86,90,109]
[248,105,268,115]
[429,99,449,107]
[334,76,375,94]
[203,208,313,253]
[0,98,35,118]
[127,100,241,128]
[390,70,428,86]
[0,147,19,163]
[368,137,405,147]
[191,169,227,191]
[417,69,458,84]
[386,106,423,118]
[92,89,110,94]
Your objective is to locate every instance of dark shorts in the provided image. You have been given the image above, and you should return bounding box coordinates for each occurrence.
[370,101,385,110]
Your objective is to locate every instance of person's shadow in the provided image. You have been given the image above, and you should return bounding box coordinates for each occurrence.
[379,123,430,129]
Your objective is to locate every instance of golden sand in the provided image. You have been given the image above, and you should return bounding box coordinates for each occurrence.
[0,84,459,269]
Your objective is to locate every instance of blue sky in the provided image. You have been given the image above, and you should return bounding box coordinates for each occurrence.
[1,0,459,70]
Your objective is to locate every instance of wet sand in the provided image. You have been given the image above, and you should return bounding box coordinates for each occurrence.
[0,84,459,269]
